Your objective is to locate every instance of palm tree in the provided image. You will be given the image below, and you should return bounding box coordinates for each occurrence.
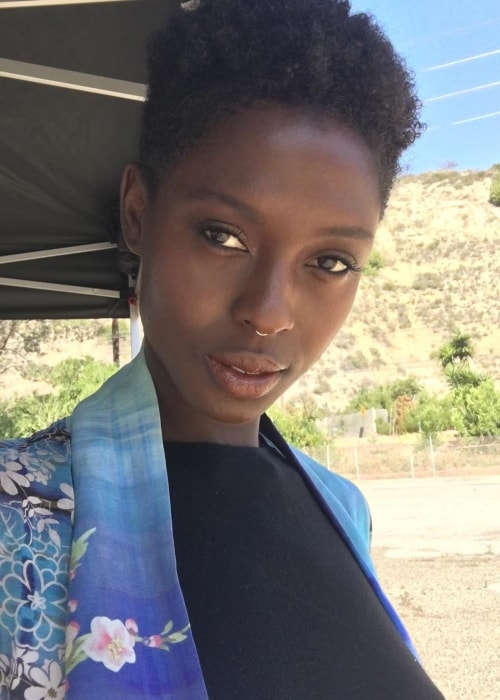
[438,343,455,370]
[438,333,474,370]
[439,333,480,390]
[446,366,485,390]
[449,333,474,364]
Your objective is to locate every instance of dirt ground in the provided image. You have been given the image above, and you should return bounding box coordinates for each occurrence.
[372,551,499,699]
[359,477,500,700]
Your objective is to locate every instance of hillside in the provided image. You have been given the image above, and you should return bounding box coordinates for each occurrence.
[284,166,500,410]
[1,166,499,412]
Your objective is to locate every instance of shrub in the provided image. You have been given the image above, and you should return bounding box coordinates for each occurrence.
[404,394,453,438]
[341,351,370,371]
[0,357,117,439]
[397,305,411,328]
[489,174,500,206]
[375,417,391,435]
[345,377,423,413]
[449,379,500,437]
[268,399,328,448]
[363,250,384,276]
[313,378,330,395]
[411,272,442,290]
[421,171,450,186]
[445,366,486,389]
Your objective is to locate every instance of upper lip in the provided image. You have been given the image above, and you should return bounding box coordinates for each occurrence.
[208,351,287,374]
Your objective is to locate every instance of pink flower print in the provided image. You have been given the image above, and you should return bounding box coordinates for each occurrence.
[144,634,163,648]
[68,599,78,613]
[125,618,139,643]
[66,621,80,645]
[125,618,138,635]
[66,620,80,661]
[83,617,136,672]
[24,661,65,700]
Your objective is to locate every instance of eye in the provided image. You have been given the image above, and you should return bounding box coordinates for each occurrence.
[202,225,247,251]
[309,254,361,275]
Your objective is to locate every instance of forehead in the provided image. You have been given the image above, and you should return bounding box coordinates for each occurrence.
[158,103,381,226]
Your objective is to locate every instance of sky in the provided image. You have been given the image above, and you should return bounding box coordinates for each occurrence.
[349,0,500,173]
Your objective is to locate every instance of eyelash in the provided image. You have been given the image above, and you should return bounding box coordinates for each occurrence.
[310,255,363,276]
[200,224,363,276]
[200,224,247,250]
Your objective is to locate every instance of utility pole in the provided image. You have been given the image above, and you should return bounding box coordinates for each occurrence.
[111,318,120,366]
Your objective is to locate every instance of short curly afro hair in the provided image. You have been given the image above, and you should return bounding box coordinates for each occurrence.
[139,0,423,211]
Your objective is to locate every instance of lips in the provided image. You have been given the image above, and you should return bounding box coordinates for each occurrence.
[206,352,286,399]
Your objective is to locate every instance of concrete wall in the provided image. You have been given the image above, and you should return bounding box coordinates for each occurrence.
[319,407,389,438]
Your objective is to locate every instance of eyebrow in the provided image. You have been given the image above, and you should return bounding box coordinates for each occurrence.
[320,226,375,241]
[185,188,375,241]
[185,188,265,224]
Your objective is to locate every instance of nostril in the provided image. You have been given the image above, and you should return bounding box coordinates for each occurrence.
[233,269,295,335]
[244,321,270,337]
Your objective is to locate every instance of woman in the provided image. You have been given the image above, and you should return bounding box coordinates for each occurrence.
[0,1,444,698]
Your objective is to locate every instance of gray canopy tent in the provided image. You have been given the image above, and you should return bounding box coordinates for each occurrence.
[0,0,177,346]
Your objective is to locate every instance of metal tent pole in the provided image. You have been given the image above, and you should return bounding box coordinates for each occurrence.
[129,300,141,358]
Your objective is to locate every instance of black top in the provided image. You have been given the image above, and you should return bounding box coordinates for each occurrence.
[164,440,444,700]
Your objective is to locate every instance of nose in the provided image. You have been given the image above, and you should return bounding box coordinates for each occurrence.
[231,259,295,336]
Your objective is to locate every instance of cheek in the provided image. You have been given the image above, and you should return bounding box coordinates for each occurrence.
[139,250,227,334]
[337,279,361,320]
[302,280,360,353]
[138,252,182,327]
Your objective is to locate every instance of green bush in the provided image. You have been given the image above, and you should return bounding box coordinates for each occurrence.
[489,174,500,206]
[346,377,423,413]
[268,399,328,448]
[445,366,486,389]
[0,357,117,439]
[449,379,500,437]
[363,250,384,276]
[404,394,453,438]
[375,417,391,435]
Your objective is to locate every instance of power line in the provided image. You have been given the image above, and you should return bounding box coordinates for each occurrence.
[452,111,500,126]
[424,80,500,103]
[420,110,500,131]
[425,49,500,72]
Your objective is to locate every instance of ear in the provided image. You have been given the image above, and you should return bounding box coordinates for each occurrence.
[120,163,148,256]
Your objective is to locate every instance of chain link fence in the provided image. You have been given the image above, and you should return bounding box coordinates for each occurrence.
[304,436,500,479]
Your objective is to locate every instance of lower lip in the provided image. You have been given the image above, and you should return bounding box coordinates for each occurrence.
[206,357,283,400]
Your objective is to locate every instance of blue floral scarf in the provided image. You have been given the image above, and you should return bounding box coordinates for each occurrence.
[0,351,415,698]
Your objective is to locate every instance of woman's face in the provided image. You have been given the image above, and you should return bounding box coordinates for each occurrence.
[121,104,380,445]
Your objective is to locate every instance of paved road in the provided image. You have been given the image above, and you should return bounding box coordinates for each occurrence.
[358,475,500,559]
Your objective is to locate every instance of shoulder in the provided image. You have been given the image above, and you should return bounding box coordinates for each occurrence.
[0,419,72,500]
[290,447,372,549]
[291,446,369,510]
[1,418,71,448]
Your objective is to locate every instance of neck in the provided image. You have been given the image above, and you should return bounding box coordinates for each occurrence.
[159,407,261,447]
[144,342,261,447]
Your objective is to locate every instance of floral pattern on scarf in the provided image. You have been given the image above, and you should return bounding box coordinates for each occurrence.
[1,423,192,699]
[0,424,72,698]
